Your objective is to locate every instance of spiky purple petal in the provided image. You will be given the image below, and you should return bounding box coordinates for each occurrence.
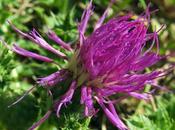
[95,96,128,130]
[94,0,114,30]
[81,86,96,116]
[78,0,93,45]
[12,44,53,62]
[131,53,162,71]
[8,21,67,59]
[28,29,67,58]
[47,30,72,51]
[28,110,52,130]
[54,81,76,117]
[37,69,68,87]
[128,92,151,100]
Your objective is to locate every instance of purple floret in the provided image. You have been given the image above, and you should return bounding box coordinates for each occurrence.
[37,69,68,87]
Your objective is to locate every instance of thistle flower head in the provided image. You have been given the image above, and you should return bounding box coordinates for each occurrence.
[4,1,169,130]
[79,14,157,87]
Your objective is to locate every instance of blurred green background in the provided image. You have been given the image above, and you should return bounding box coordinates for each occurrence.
[0,0,175,130]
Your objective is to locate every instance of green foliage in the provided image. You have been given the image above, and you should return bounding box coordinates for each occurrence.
[139,0,146,9]
[126,94,175,130]
[0,43,14,88]
[60,114,91,130]
[0,0,175,130]
[0,89,38,130]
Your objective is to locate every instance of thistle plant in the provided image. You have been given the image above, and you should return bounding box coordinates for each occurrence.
[3,0,170,130]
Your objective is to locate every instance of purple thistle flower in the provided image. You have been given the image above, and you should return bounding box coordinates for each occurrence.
[5,1,170,130]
